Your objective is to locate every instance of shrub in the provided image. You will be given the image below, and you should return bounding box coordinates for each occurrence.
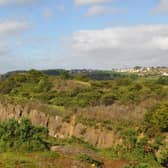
[122,128,138,150]
[76,154,104,167]
[123,163,150,168]
[74,91,101,107]
[0,118,49,152]
[101,93,117,105]
[156,77,168,85]
[60,70,70,79]
[158,147,168,168]
[145,102,168,132]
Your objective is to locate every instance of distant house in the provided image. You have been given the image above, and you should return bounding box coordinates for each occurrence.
[162,72,168,76]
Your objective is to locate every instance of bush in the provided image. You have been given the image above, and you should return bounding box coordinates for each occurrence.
[158,147,168,167]
[74,91,101,107]
[76,154,104,167]
[122,128,138,150]
[60,70,70,79]
[0,118,50,152]
[123,163,150,168]
[101,93,117,105]
[156,77,168,85]
[145,102,168,132]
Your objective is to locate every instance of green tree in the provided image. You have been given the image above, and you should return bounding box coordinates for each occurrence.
[60,71,70,79]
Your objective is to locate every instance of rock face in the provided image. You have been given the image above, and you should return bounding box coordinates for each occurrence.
[0,102,118,147]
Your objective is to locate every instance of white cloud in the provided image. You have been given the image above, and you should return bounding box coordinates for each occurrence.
[153,0,168,14]
[72,25,168,51]
[86,5,125,16]
[0,20,29,35]
[0,0,38,5]
[0,20,29,63]
[70,25,168,68]
[74,0,112,6]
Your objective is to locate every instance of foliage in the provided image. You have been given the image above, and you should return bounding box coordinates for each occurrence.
[0,70,167,108]
[145,101,168,132]
[101,92,117,105]
[76,154,104,167]
[73,74,89,82]
[158,147,168,167]
[156,77,168,85]
[0,118,49,152]
[0,70,167,167]
[121,128,138,150]
[60,70,70,79]
[0,70,52,100]
[123,163,150,168]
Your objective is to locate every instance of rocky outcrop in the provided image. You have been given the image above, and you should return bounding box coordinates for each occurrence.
[0,102,119,147]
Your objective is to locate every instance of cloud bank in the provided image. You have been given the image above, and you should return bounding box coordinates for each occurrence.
[0,20,29,35]
[153,0,168,14]
[86,5,125,16]
[70,25,168,68]
[72,25,168,51]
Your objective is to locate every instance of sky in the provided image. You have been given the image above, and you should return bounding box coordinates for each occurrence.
[0,0,168,73]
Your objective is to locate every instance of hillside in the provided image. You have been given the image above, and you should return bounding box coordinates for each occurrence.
[0,70,167,168]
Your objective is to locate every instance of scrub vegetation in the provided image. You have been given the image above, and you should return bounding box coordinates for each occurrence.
[0,70,167,167]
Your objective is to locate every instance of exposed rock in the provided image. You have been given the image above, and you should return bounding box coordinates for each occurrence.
[0,102,119,147]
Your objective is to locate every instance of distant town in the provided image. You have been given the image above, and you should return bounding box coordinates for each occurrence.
[0,66,168,79]
[113,66,168,76]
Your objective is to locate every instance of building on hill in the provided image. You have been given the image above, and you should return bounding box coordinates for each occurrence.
[162,72,168,76]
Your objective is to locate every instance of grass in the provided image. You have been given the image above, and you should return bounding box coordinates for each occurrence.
[0,151,61,168]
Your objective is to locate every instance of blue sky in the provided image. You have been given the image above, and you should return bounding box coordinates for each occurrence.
[0,0,168,73]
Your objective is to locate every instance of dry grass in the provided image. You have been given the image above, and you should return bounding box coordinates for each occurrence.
[76,98,158,122]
